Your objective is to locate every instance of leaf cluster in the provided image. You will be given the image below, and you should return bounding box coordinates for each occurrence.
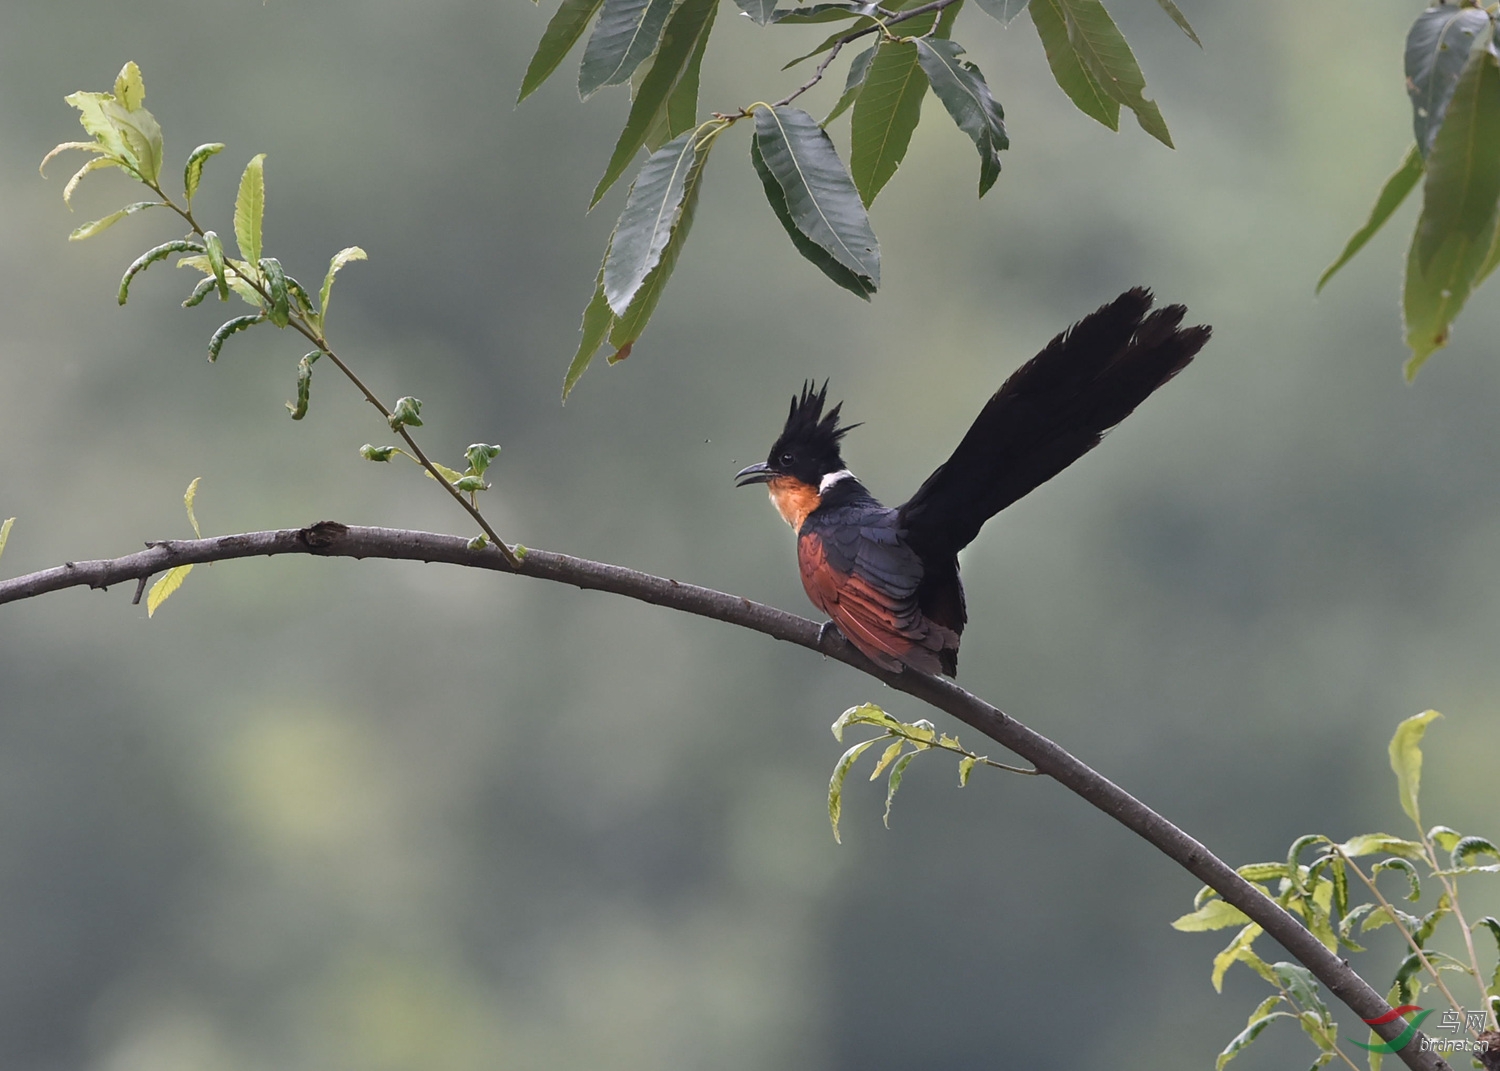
[1320,6,1500,379]
[519,0,1196,397]
[1175,711,1500,1070]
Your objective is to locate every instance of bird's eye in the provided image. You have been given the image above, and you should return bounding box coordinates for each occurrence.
[780,452,794,466]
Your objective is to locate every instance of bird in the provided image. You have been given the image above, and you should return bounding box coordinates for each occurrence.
[734,287,1210,678]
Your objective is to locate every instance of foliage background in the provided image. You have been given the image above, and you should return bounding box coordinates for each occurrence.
[0,1,1496,1068]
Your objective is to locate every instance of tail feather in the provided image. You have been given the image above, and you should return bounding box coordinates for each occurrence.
[898,287,1209,561]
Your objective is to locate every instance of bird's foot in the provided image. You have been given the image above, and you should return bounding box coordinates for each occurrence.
[816,619,839,652]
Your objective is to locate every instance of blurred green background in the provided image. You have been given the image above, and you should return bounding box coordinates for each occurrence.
[1,2,1496,1068]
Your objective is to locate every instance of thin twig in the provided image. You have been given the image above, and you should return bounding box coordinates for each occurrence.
[0,521,1459,1071]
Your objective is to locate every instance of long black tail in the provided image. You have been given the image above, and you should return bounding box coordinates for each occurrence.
[898,287,1209,562]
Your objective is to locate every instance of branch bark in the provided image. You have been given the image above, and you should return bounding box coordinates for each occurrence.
[0,521,1453,1071]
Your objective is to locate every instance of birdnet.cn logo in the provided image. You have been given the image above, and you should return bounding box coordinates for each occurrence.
[1349,1006,1491,1055]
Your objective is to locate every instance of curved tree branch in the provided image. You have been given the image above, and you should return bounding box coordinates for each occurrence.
[0,521,1453,1071]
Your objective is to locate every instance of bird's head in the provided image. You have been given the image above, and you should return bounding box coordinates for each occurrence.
[735,381,860,528]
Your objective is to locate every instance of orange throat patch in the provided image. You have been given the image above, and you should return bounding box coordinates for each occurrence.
[767,476,821,531]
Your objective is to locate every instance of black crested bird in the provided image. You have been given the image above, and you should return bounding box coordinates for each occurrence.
[735,287,1210,677]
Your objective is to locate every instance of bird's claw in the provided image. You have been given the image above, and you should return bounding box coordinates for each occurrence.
[816,620,838,651]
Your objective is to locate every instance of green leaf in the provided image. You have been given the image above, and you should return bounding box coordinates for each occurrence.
[957,753,978,786]
[68,200,163,241]
[604,127,708,315]
[829,738,879,842]
[1406,5,1491,157]
[97,63,164,184]
[1427,825,1465,852]
[119,239,204,305]
[1317,145,1423,292]
[40,140,111,177]
[389,396,424,430]
[360,444,402,462]
[1154,0,1200,47]
[591,0,717,206]
[183,142,225,205]
[831,702,904,740]
[319,246,368,324]
[823,45,876,126]
[1452,836,1500,867]
[882,752,915,827]
[286,351,319,420]
[1236,861,1289,882]
[784,22,878,71]
[234,154,266,266]
[868,739,905,780]
[850,41,929,205]
[1474,917,1500,990]
[0,517,13,564]
[578,0,674,99]
[519,0,607,102]
[114,61,146,110]
[971,0,1027,24]
[1389,709,1441,826]
[465,443,501,476]
[1274,963,1329,1022]
[208,313,264,362]
[63,91,133,162]
[750,134,874,298]
[607,126,718,355]
[203,230,230,301]
[730,0,776,24]
[1053,0,1172,146]
[1210,923,1262,992]
[657,3,712,149]
[259,257,291,327]
[1172,898,1252,932]
[1403,41,1500,378]
[1372,857,1422,903]
[1216,1004,1293,1071]
[1029,0,1119,130]
[754,105,880,283]
[182,477,203,539]
[147,564,193,618]
[562,265,615,400]
[914,38,1008,196]
[61,156,121,209]
[772,3,875,24]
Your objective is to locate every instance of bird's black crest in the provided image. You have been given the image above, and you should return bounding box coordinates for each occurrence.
[778,380,858,454]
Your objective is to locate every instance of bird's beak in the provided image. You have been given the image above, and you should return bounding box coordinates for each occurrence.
[735,462,774,487]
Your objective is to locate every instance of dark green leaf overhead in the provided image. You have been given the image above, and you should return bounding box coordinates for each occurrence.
[771,3,876,24]
[753,105,880,283]
[578,0,674,99]
[1317,145,1423,293]
[850,41,929,205]
[750,129,875,298]
[823,45,876,126]
[914,38,1008,196]
[1030,0,1118,130]
[591,0,716,205]
[519,0,607,102]
[730,0,777,25]
[971,0,1028,25]
[1405,4,1491,157]
[604,128,706,314]
[1154,0,1201,47]
[1048,0,1173,147]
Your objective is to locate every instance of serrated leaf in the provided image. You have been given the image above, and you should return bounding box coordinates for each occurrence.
[234,154,266,266]
[1274,963,1328,1021]
[424,460,466,484]
[1173,898,1252,932]
[68,200,163,241]
[869,739,905,780]
[831,702,903,740]
[915,38,1008,196]
[1318,145,1423,292]
[1372,857,1422,902]
[1054,0,1171,146]
[182,477,203,538]
[592,0,717,205]
[1029,0,1119,130]
[520,0,607,102]
[114,61,145,109]
[319,246,367,324]
[882,752,915,827]
[0,517,13,563]
[607,127,717,354]
[829,737,878,842]
[579,0,674,99]
[259,257,291,327]
[147,564,193,618]
[208,313,264,362]
[823,45,876,125]
[1211,923,1262,992]
[1453,836,1500,867]
[203,230,230,301]
[183,142,225,205]
[1154,0,1200,46]
[287,351,319,420]
[754,105,880,284]
[751,133,874,300]
[1390,709,1442,825]
[1427,825,1464,852]
[119,239,203,305]
[1406,5,1491,157]
[957,754,978,786]
[730,0,776,24]
[771,3,875,24]
[1237,862,1290,882]
[971,0,1027,24]
[1403,43,1500,377]
[64,91,132,162]
[98,64,164,183]
[40,140,111,178]
[562,264,615,400]
[62,156,122,209]
[850,41,928,205]
[1216,1006,1293,1071]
